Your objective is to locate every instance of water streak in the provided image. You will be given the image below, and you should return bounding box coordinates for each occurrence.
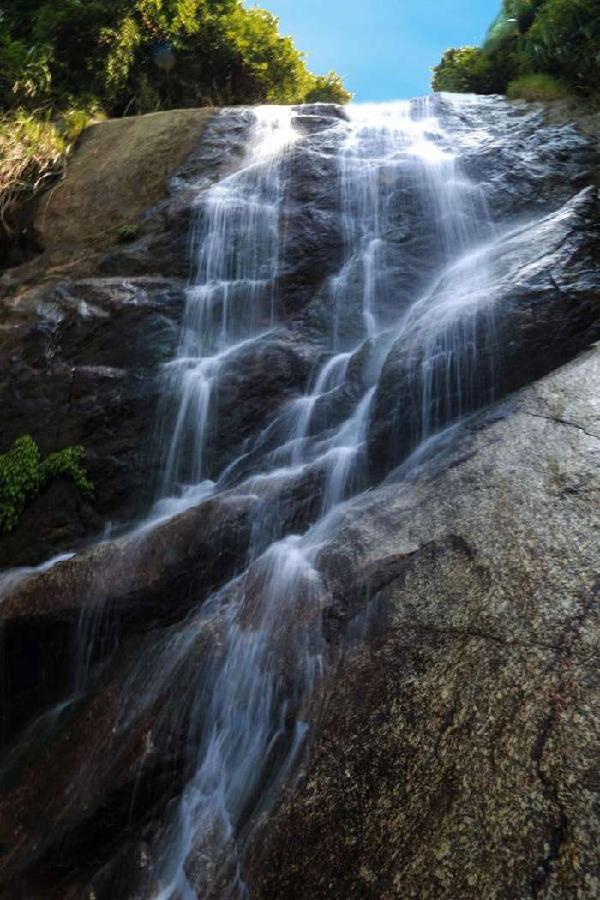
[0,97,510,898]
[149,98,501,897]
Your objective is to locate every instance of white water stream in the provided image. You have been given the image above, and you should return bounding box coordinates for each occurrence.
[144,98,499,897]
[0,98,505,898]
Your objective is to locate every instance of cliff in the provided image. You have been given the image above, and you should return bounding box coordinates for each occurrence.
[0,108,215,566]
[0,98,599,899]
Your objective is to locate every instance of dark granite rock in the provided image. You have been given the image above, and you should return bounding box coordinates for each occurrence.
[1,97,600,899]
[368,187,600,478]
[247,345,600,900]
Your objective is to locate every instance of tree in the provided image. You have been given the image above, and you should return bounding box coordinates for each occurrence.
[305,71,352,104]
[431,47,505,94]
[525,0,600,88]
[432,0,600,99]
[0,0,351,114]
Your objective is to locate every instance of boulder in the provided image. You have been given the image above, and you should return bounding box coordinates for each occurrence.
[368,186,600,477]
[248,342,600,900]
[33,109,215,263]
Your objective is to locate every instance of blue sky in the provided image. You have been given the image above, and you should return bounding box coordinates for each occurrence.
[263,0,501,101]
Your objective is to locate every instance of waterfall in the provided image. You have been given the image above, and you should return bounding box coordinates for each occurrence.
[142,98,500,898]
[0,95,531,898]
[160,109,296,494]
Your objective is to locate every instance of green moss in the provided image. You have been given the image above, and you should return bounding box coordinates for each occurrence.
[117,222,139,242]
[506,73,571,102]
[0,435,93,533]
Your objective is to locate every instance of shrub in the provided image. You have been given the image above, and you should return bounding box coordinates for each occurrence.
[433,0,600,102]
[0,435,93,533]
[0,105,96,236]
[0,110,66,233]
[0,36,53,108]
[431,47,506,94]
[506,73,571,101]
[117,222,139,242]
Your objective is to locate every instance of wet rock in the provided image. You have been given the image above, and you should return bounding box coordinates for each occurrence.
[0,471,327,895]
[0,492,254,626]
[4,343,600,897]
[0,489,254,748]
[247,343,600,900]
[0,624,201,896]
[294,103,349,121]
[0,110,229,567]
[0,460,328,748]
[437,96,600,217]
[3,98,598,567]
[0,277,185,566]
[368,186,600,478]
[1,96,600,899]
[198,335,315,480]
[292,103,349,134]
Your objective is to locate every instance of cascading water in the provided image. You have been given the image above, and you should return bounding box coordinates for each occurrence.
[140,98,500,898]
[159,109,296,495]
[0,96,523,898]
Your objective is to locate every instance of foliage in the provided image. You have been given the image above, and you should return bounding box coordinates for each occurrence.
[506,72,571,101]
[0,1,350,115]
[432,0,600,100]
[431,47,505,94]
[0,436,93,533]
[0,35,52,108]
[485,0,547,51]
[0,106,96,234]
[117,222,140,242]
[305,71,351,104]
[524,0,600,89]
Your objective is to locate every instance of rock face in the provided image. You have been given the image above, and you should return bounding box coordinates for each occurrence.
[368,185,600,476]
[0,96,599,899]
[249,346,600,899]
[0,110,216,566]
[4,336,600,899]
[1,99,598,565]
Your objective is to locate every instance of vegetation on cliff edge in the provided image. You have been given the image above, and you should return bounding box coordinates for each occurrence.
[432,0,600,101]
[0,0,351,252]
[0,436,93,533]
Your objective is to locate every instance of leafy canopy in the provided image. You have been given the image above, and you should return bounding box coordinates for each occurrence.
[0,0,352,114]
[431,47,506,94]
[431,0,600,99]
